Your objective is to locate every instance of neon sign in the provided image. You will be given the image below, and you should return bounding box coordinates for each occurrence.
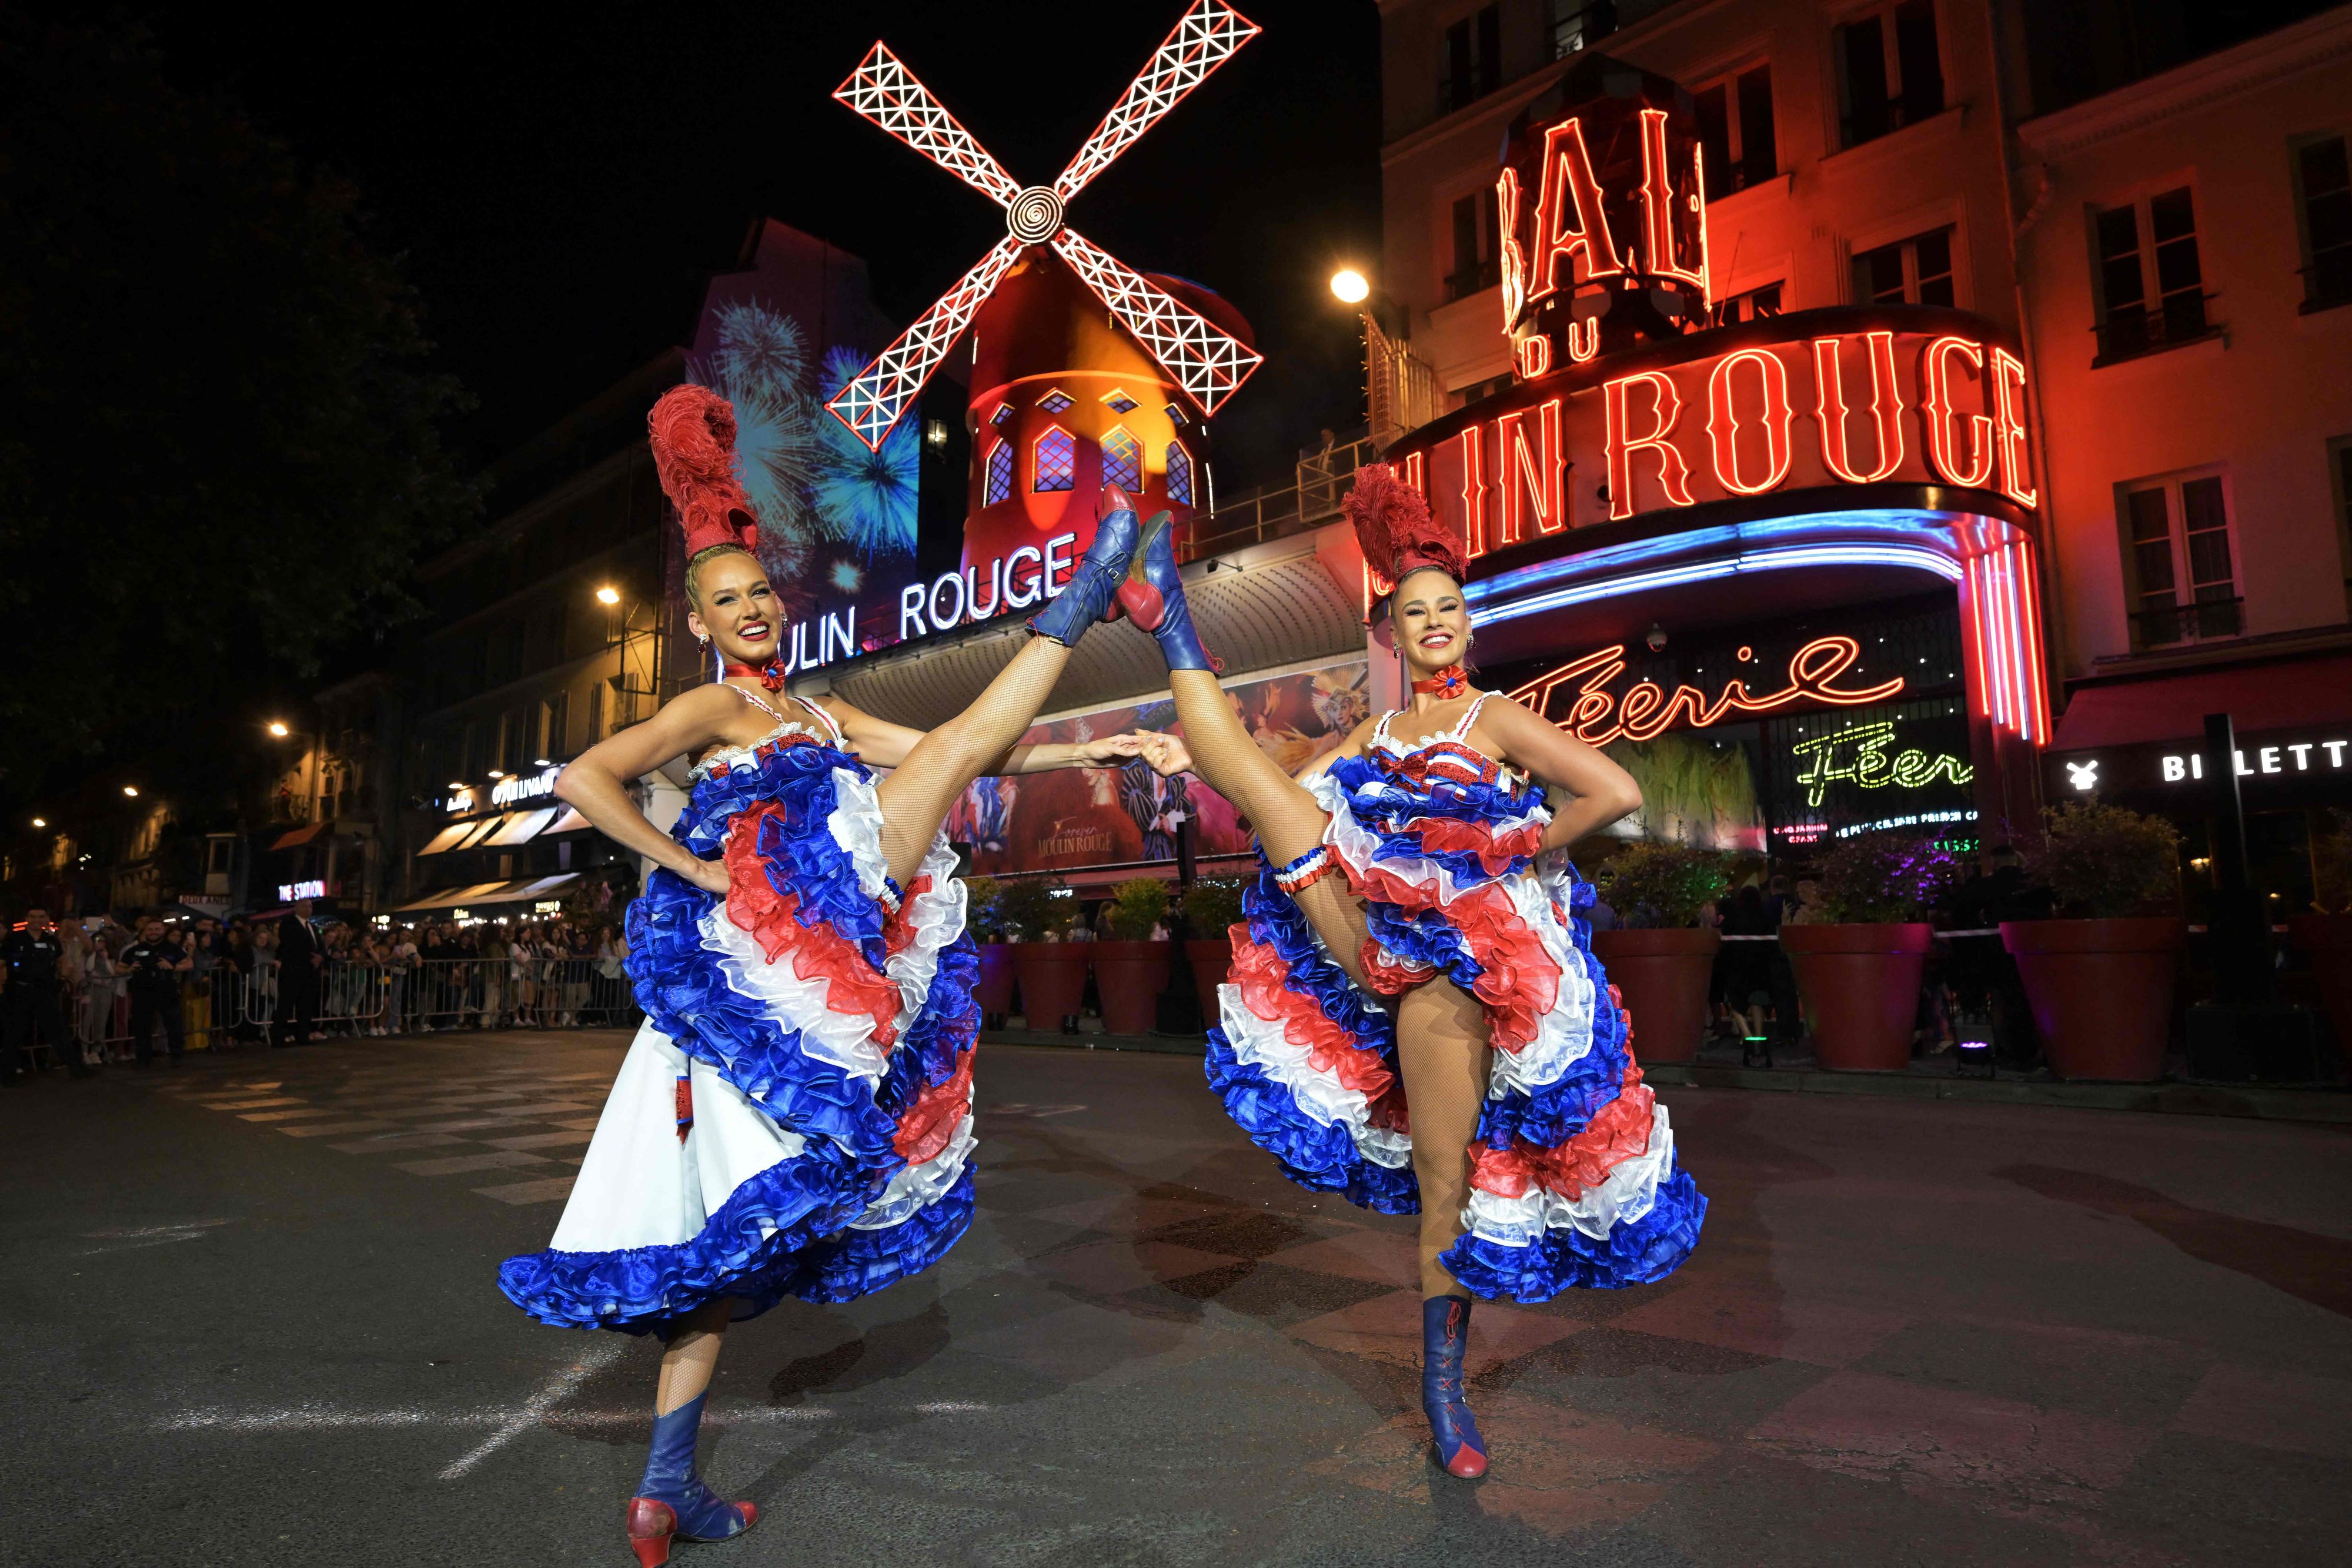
[1509,634,1906,748]
[1791,720,1973,807]
[491,765,561,808]
[898,531,1077,640]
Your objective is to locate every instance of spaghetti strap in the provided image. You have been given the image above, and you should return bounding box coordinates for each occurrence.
[1371,709,1401,748]
[720,680,789,725]
[793,694,847,745]
[1448,693,1490,741]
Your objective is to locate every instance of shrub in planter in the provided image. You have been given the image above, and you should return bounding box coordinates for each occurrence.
[1591,843,1730,1064]
[998,877,1088,1031]
[961,875,1014,1021]
[2004,803,2186,1081]
[1181,877,1248,1015]
[1781,833,1963,1070]
[1094,877,1173,1035]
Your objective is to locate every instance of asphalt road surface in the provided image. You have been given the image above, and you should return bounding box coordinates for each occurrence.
[5,1029,2348,1567]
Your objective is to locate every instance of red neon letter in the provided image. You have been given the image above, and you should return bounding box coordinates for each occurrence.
[1495,397,1566,544]
[1496,167,1526,324]
[1603,371,1694,520]
[1920,336,1994,488]
[1399,447,1426,499]
[1515,333,1552,380]
[1456,423,1489,557]
[1528,118,1622,304]
[1705,349,1793,495]
[1566,316,1599,363]
[1638,108,1707,293]
[1813,333,1906,483]
[1989,346,2036,506]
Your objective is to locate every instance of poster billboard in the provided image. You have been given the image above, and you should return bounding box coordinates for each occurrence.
[950,662,1371,877]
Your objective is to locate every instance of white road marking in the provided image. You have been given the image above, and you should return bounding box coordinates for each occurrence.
[161,1402,844,1433]
[436,1336,632,1479]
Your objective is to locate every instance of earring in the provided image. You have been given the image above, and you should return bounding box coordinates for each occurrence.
[696,633,709,648]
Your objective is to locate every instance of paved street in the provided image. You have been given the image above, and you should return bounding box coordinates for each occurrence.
[4,1030,2349,1567]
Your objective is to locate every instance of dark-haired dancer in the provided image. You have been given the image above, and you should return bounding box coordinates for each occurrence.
[1132,467,1706,1478]
[497,385,1154,1565]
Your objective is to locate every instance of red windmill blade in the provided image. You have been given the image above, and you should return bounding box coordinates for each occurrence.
[825,1,1263,452]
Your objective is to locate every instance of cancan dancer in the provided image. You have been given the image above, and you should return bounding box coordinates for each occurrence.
[497,385,1153,1565]
[1132,464,1707,1478]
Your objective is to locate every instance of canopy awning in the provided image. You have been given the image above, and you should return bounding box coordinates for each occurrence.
[269,821,330,850]
[2053,651,2352,750]
[485,807,559,847]
[416,821,477,856]
[543,805,593,835]
[455,817,507,850]
[390,873,582,914]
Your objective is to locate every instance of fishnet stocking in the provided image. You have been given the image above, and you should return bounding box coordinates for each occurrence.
[872,636,1073,888]
[1165,671,1371,987]
[654,1298,734,1416]
[1396,978,1492,1298]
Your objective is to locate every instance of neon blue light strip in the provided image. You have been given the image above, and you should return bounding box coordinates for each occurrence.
[1475,540,1961,625]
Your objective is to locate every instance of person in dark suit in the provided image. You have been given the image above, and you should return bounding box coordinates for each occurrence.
[119,917,191,1068]
[4,908,92,1082]
[275,897,323,1047]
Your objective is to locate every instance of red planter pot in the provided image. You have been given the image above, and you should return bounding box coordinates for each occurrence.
[2001,918,2186,1081]
[1091,940,1172,1036]
[1010,942,1090,1031]
[1778,922,1932,1071]
[1187,937,1235,1019]
[973,944,1015,1019]
[2286,914,2352,1068]
[1590,927,1720,1064]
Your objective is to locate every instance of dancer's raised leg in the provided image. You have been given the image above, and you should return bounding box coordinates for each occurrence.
[868,493,1145,887]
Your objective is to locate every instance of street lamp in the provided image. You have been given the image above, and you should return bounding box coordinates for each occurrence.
[1329,268,1370,304]
[30,817,45,828]
[123,785,139,798]
[268,720,290,738]
[595,585,621,606]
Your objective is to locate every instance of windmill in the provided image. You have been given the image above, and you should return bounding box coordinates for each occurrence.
[824,1,1265,456]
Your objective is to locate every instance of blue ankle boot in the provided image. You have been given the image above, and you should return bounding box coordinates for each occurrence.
[625,1393,757,1566]
[1121,508,1223,673]
[1029,486,1143,647]
[1422,1294,1488,1478]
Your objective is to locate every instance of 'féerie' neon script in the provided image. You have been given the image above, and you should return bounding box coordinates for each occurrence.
[1508,634,1906,747]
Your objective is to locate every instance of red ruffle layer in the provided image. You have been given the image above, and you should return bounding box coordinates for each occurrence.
[1228,927,1396,1102]
[723,801,901,1052]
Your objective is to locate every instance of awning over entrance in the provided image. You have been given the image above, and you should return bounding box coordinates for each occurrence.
[391,873,582,914]
[2053,651,2352,750]
[416,821,477,856]
[269,821,330,850]
[485,807,559,847]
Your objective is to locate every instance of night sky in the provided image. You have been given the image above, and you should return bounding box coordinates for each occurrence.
[132,1,1385,489]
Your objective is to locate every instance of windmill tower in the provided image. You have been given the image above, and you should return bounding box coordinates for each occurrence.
[827,1,1263,583]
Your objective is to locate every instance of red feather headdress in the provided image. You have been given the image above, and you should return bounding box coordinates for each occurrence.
[647,385,760,559]
[1344,463,1465,591]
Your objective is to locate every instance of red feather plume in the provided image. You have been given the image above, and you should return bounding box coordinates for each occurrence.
[647,385,760,559]
[1344,463,1465,588]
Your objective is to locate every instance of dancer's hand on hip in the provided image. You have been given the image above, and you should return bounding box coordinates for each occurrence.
[1137,733,1194,778]
[678,858,731,898]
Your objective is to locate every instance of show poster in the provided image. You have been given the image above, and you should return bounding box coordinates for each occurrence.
[680,221,919,676]
[950,662,1371,875]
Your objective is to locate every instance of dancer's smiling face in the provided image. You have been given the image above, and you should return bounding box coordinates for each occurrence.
[1392,568,1470,677]
[687,549,782,664]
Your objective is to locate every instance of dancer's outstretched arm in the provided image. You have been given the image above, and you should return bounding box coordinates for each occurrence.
[817,694,1147,777]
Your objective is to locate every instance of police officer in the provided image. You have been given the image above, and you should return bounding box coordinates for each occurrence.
[3,908,92,1083]
[120,917,192,1068]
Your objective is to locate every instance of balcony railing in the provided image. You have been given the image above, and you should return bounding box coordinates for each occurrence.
[2133,595,2243,648]
[1184,430,1377,563]
[2094,295,2218,365]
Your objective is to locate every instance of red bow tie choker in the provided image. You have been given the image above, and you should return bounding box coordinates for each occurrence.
[1412,664,1471,699]
[723,660,789,693]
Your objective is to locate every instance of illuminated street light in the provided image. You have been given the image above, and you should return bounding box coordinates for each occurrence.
[123,785,139,798]
[487,770,505,780]
[268,720,290,738]
[31,817,45,828]
[1329,268,1370,305]
[595,586,621,606]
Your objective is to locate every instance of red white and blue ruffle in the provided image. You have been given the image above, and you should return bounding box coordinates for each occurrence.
[498,724,979,1333]
[1204,746,1705,1302]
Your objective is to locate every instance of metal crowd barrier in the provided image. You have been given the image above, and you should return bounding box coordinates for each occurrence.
[52,955,638,1062]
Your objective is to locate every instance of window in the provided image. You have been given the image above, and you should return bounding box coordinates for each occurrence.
[982,440,1014,505]
[1101,389,1139,413]
[1034,427,1076,492]
[2092,188,2209,363]
[1441,5,1503,113]
[988,402,1014,426]
[1037,389,1073,413]
[1447,188,1499,301]
[1853,228,1954,306]
[1165,402,1188,426]
[1458,372,1514,407]
[1694,65,1776,196]
[2331,437,2352,609]
[1166,442,1194,505]
[1710,282,1783,326]
[2122,472,2240,647]
[2293,135,2351,312]
[1549,1,1618,60]
[585,681,605,744]
[539,693,568,761]
[460,720,480,779]
[1100,427,1142,493]
[1837,2,1943,148]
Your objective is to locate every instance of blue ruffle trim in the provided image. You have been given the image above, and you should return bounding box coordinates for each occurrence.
[1324,754,1548,888]
[1439,1164,1708,1300]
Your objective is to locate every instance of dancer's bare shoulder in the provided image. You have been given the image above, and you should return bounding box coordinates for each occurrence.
[1298,714,1382,783]
[1472,694,1639,811]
